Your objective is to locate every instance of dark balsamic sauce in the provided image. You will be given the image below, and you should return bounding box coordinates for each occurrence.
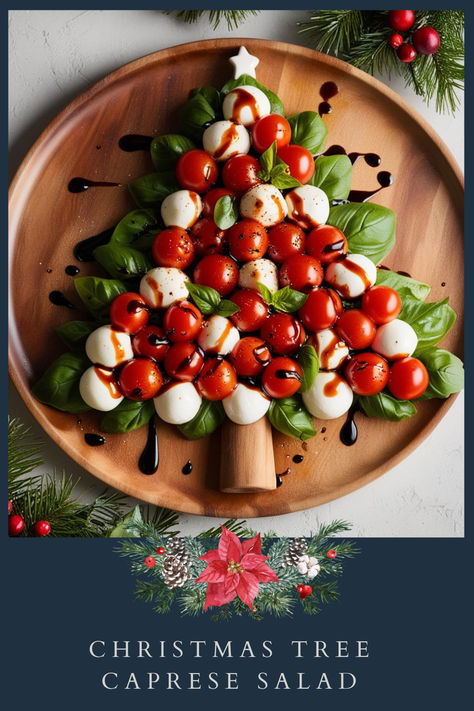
[118,134,153,152]
[68,178,120,193]
[292,454,304,464]
[318,81,338,116]
[182,460,193,475]
[84,433,105,446]
[340,404,359,446]
[322,145,381,167]
[275,369,303,382]
[73,227,115,262]
[276,467,291,488]
[49,290,77,309]
[276,476,283,488]
[65,265,80,276]
[138,418,159,475]
[348,171,393,202]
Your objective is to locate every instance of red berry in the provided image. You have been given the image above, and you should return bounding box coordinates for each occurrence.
[413,26,440,55]
[388,33,403,49]
[296,584,304,593]
[397,43,417,63]
[8,514,24,536]
[388,10,415,32]
[303,584,312,597]
[34,520,51,537]
[8,500,12,515]
[145,556,156,568]
[327,549,337,559]
[157,546,165,555]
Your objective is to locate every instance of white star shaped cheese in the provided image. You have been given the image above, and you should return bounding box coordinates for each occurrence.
[229,46,259,79]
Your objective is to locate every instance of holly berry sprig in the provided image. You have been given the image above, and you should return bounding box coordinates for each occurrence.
[387,10,440,64]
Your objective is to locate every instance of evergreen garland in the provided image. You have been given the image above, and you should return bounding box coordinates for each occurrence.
[165,10,259,31]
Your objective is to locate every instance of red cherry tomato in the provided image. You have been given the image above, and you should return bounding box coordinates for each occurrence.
[193,255,239,296]
[202,188,235,219]
[152,227,195,269]
[164,342,204,382]
[163,301,203,342]
[176,149,218,193]
[229,336,271,377]
[335,309,376,350]
[132,325,169,361]
[279,254,323,292]
[267,222,305,263]
[261,313,305,355]
[388,357,429,400]
[109,292,149,334]
[361,285,402,325]
[306,224,348,264]
[345,352,389,396]
[196,358,237,400]
[189,218,227,256]
[298,287,343,331]
[222,154,262,195]
[262,356,303,398]
[118,358,163,400]
[229,289,269,332]
[251,114,292,153]
[277,144,315,184]
[228,219,268,262]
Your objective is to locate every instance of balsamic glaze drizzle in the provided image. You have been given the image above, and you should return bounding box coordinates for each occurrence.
[84,433,105,446]
[73,227,115,262]
[182,460,193,475]
[68,178,121,193]
[49,291,77,309]
[138,418,159,475]
[340,404,359,446]
[65,265,80,276]
[118,134,153,152]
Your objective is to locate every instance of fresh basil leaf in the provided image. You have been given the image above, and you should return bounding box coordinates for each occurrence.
[128,171,179,208]
[259,141,277,175]
[399,295,456,352]
[178,93,216,142]
[375,268,431,301]
[74,277,127,322]
[287,111,328,153]
[93,243,152,280]
[271,167,301,190]
[268,396,316,441]
[150,134,195,171]
[190,86,222,115]
[256,282,273,305]
[417,347,464,400]
[221,74,284,116]
[310,155,352,200]
[297,344,319,393]
[214,195,239,230]
[110,209,161,252]
[272,286,308,313]
[359,392,416,421]
[178,399,226,440]
[215,299,240,317]
[100,399,155,434]
[32,352,90,413]
[185,283,221,315]
[328,202,396,265]
[55,321,97,353]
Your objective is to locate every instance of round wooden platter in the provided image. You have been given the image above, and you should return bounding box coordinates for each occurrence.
[9,39,463,517]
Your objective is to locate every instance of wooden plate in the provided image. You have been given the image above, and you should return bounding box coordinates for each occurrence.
[9,39,464,517]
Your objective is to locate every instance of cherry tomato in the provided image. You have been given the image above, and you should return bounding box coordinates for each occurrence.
[176,149,218,193]
[152,227,195,269]
[298,287,343,331]
[118,358,163,400]
[228,219,268,262]
[229,336,271,377]
[193,255,239,296]
[163,301,203,342]
[345,352,389,396]
[222,154,262,195]
[251,114,291,153]
[335,309,376,350]
[277,144,315,184]
[262,356,303,398]
[388,357,429,400]
[164,342,204,382]
[132,325,168,361]
[306,225,348,264]
[196,358,237,400]
[261,313,305,355]
[362,285,402,325]
[202,188,235,219]
[189,218,227,256]
[267,222,305,263]
[279,254,323,292]
[229,289,269,331]
[109,292,149,334]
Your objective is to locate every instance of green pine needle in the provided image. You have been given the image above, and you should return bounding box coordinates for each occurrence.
[165,10,259,31]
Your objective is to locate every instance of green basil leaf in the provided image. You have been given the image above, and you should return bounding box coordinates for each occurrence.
[185,283,221,315]
[100,399,155,434]
[375,268,431,301]
[215,299,240,317]
[259,141,277,174]
[270,165,301,190]
[74,276,127,322]
[256,282,273,305]
[93,243,152,281]
[32,352,90,413]
[359,392,416,421]
[221,74,284,115]
[178,399,226,440]
[399,295,456,352]
[150,134,196,171]
[110,208,161,252]
[178,93,216,142]
[190,86,222,114]
[272,286,308,313]
[55,321,97,353]
[128,171,179,208]
[214,195,239,230]
[268,396,316,441]
[310,155,352,200]
[287,111,328,153]
[297,344,319,393]
[417,347,464,400]
[328,202,396,265]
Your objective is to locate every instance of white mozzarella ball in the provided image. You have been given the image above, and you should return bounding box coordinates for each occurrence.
[140,267,190,309]
[154,382,202,425]
[239,258,278,293]
[310,328,349,371]
[85,325,133,368]
[223,383,270,425]
[202,120,250,161]
[285,185,330,230]
[325,253,377,299]
[79,366,124,412]
[372,319,418,360]
[302,372,353,420]
[240,184,287,227]
[197,314,240,355]
[222,85,271,126]
[161,189,202,229]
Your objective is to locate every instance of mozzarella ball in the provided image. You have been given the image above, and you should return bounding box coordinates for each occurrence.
[140,267,190,309]
[85,325,133,368]
[161,190,202,229]
[222,85,271,127]
[79,366,124,412]
[202,120,250,161]
[239,258,278,294]
[302,372,353,420]
[325,253,377,299]
[154,382,202,425]
[285,185,330,230]
[372,319,418,360]
[223,383,270,425]
[240,184,287,227]
[310,328,349,371]
[197,314,240,355]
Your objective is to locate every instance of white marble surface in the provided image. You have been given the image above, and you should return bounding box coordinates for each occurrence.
[8,10,464,537]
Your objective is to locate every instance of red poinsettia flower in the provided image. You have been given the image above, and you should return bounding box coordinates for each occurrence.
[195,526,279,611]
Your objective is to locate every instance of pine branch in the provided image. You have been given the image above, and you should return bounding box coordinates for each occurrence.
[298,10,364,56]
[197,519,256,539]
[8,417,43,499]
[165,10,259,31]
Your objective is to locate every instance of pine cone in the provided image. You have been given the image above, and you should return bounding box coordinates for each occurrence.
[166,538,191,567]
[162,555,192,589]
[282,538,308,568]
